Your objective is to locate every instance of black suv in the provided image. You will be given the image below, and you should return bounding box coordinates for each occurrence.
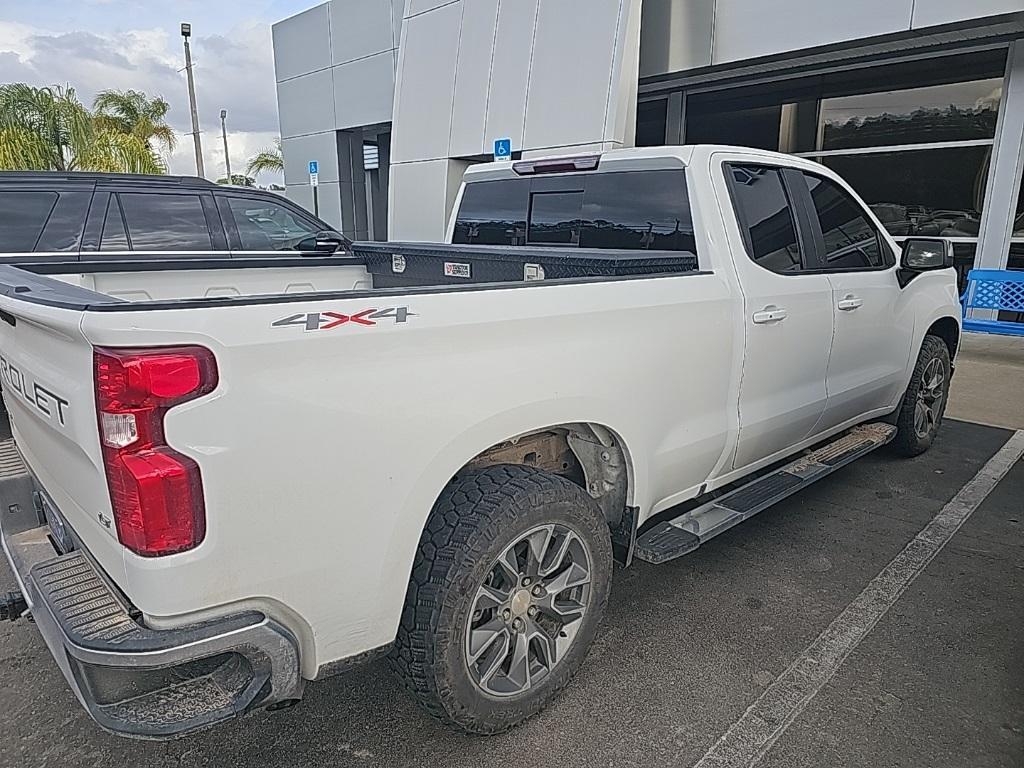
[0,172,349,260]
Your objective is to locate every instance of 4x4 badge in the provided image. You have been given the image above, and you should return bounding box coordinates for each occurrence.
[272,307,415,331]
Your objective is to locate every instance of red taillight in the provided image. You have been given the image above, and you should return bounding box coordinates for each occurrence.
[94,347,218,557]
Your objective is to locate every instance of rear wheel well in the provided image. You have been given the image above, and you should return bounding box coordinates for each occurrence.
[460,423,630,529]
[927,317,960,360]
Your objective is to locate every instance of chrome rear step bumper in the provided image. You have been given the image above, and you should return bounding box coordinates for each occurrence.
[0,442,303,740]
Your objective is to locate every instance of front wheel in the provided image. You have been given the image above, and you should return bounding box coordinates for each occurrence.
[390,464,613,734]
[891,334,951,457]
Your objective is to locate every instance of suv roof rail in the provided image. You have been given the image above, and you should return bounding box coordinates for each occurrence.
[0,171,218,187]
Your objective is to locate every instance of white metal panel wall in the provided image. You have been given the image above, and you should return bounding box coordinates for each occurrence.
[390,2,463,164]
[332,50,396,130]
[389,0,644,240]
[712,0,915,64]
[272,3,332,82]
[277,68,337,139]
[913,0,1024,28]
[483,0,541,155]
[524,0,624,149]
[281,132,340,186]
[639,0,715,77]
[449,0,501,158]
[329,0,396,65]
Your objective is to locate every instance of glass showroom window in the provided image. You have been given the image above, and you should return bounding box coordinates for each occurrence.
[798,77,1003,286]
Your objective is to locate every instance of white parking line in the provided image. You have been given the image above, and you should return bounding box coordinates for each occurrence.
[691,430,1024,768]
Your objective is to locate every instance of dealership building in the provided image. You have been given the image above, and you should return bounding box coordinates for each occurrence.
[272,0,1024,277]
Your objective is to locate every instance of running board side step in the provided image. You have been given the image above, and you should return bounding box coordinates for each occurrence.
[635,423,896,565]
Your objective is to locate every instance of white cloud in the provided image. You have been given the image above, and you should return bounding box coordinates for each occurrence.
[0,17,283,183]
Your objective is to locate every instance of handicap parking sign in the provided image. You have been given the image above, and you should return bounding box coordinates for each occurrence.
[308,160,319,175]
[493,138,512,161]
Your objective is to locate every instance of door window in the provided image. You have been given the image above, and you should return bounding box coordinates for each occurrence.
[118,193,213,251]
[727,165,803,273]
[35,191,91,252]
[0,192,57,252]
[226,197,322,251]
[801,173,890,269]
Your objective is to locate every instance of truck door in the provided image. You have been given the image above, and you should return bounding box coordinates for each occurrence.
[794,171,915,428]
[721,161,834,471]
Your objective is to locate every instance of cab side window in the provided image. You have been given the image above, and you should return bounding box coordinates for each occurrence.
[118,192,213,252]
[727,165,803,273]
[801,173,892,270]
[226,197,322,251]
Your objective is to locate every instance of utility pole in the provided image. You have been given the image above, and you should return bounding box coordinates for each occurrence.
[180,23,205,178]
[220,109,231,182]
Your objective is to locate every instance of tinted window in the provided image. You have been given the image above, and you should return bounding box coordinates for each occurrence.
[528,191,583,246]
[802,174,884,269]
[226,197,321,251]
[118,193,212,251]
[453,179,530,245]
[100,196,129,251]
[453,170,697,254]
[0,192,57,252]
[728,165,802,273]
[580,172,696,251]
[36,191,91,252]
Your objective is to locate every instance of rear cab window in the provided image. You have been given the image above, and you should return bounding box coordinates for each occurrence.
[452,169,699,257]
[116,192,215,253]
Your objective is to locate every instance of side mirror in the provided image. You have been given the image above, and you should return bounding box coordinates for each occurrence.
[313,231,346,253]
[900,238,953,271]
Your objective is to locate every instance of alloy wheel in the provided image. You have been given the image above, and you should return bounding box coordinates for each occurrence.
[464,523,592,697]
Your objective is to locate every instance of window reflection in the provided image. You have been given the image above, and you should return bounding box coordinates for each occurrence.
[820,79,1002,150]
[818,145,991,237]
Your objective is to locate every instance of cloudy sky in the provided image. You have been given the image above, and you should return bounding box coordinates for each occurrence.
[0,0,315,182]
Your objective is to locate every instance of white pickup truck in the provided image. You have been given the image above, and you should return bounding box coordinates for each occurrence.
[0,145,960,739]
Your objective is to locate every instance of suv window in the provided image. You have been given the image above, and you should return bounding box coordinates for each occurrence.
[225,196,321,251]
[453,170,698,254]
[36,191,91,252]
[118,192,213,251]
[0,191,57,252]
[801,173,888,270]
[728,165,802,273]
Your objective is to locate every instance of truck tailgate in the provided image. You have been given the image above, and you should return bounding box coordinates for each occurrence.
[0,295,126,586]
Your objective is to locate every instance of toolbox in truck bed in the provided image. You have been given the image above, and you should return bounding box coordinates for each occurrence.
[353,241,699,288]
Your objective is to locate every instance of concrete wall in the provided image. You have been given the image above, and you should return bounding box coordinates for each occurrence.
[388,0,644,240]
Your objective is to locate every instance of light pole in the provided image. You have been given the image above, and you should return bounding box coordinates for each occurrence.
[180,23,205,178]
[220,109,231,183]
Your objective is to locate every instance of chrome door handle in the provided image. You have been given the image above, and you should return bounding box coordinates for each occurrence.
[837,295,863,311]
[752,306,788,324]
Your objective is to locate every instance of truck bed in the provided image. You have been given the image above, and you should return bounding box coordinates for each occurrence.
[0,242,699,310]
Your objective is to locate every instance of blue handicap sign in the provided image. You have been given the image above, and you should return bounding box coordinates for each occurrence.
[493,138,512,161]
[308,160,319,175]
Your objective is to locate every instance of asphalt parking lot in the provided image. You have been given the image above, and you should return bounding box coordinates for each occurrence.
[1,417,1021,768]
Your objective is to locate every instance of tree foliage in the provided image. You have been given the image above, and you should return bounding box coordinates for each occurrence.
[246,138,284,176]
[0,83,169,173]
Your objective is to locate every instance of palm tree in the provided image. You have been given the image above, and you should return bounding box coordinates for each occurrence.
[0,83,164,173]
[93,89,176,159]
[246,138,284,176]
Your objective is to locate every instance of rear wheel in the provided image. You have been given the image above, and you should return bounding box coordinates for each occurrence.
[390,464,613,734]
[891,335,951,457]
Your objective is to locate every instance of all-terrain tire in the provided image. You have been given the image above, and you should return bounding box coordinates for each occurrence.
[891,334,951,457]
[389,464,613,734]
